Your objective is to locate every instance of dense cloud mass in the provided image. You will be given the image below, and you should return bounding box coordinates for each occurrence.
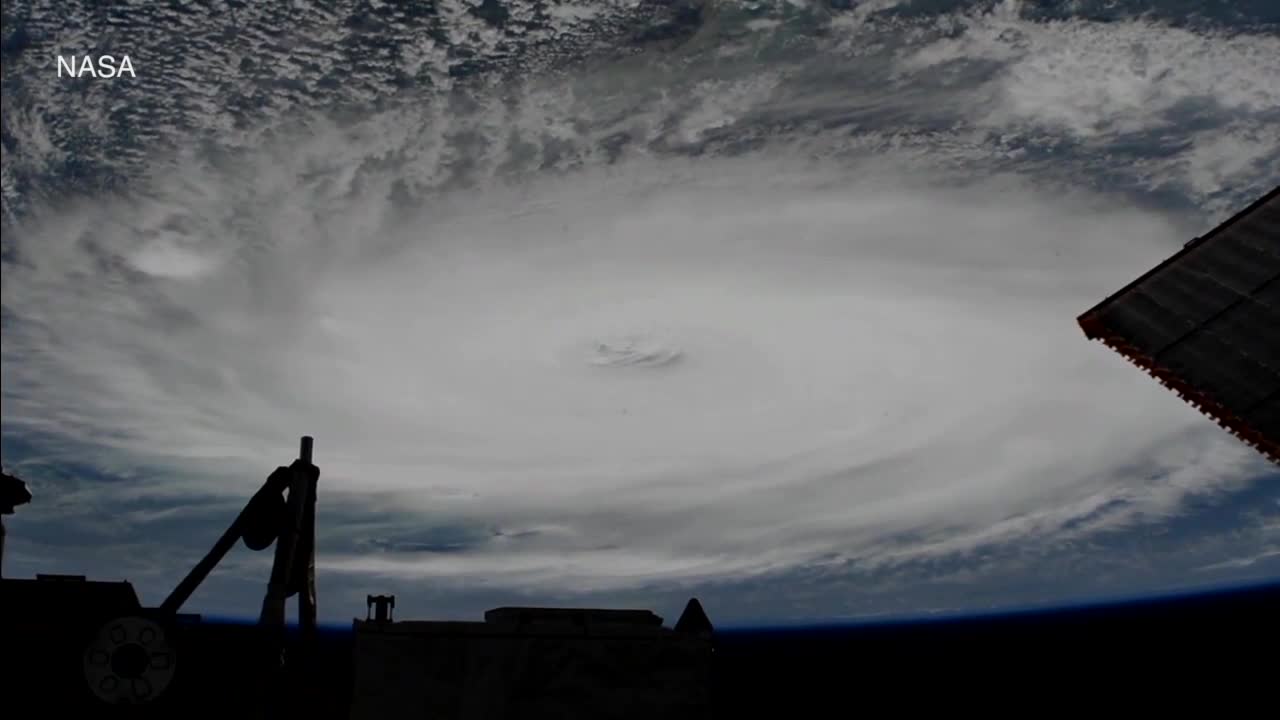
[2,0,1278,624]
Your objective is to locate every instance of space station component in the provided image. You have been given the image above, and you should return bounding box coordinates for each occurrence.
[61,436,319,707]
[3,434,721,716]
[161,436,320,636]
[367,594,395,623]
[1,470,33,579]
[1078,185,1280,464]
[350,598,716,719]
[83,615,177,704]
[0,470,32,515]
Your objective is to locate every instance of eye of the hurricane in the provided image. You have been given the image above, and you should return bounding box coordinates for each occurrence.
[587,333,683,369]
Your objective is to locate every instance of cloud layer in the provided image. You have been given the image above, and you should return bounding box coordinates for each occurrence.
[2,0,1277,620]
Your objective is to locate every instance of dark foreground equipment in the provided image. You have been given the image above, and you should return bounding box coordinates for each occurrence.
[1078,186,1280,464]
[0,437,714,718]
[162,435,319,635]
[351,601,713,719]
[1,438,321,714]
[1,470,33,580]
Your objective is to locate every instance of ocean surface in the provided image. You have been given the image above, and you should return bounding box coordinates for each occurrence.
[1,1,1278,626]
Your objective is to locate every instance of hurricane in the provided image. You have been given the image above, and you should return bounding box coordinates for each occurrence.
[2,0,1278,623]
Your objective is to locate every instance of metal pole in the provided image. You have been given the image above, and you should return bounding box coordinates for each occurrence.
[296,436,318,637]
[256,437,316,718]
[260,483,306,624]
[299,436,313,465]
[161,470,294,614]
[259,437,317,625]
[161,511,249,614]
[297,475,318,634]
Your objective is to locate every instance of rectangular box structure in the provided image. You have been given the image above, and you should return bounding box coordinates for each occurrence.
[350,606,712,720]
[1078,186,1280,464]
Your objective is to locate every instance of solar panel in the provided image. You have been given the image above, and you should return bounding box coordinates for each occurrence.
[1078,186,1280,465]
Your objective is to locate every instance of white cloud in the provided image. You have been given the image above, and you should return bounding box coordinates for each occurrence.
[3,138,1268,594]
[2,0,1275,605]
[1197,549,1280,572]
[899,1,1280,138]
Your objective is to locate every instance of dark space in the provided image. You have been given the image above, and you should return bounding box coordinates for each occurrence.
[4,578,1278,716]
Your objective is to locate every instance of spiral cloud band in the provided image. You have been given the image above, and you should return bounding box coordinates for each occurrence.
[3,153,1267,596]
[2,0,1277,621]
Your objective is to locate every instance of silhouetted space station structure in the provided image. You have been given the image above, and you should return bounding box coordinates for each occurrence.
[3,186,1280,716]
[0,438,714,718]
[1,438,327,716]
[352,599,713,719]
[1078,185,1280,464]
[1,469,33,578]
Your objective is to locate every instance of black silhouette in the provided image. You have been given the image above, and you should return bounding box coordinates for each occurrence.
[0,438,715,718]
[1,469,33,579]
[1078,185,1280,464]
[674,597,713,636]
